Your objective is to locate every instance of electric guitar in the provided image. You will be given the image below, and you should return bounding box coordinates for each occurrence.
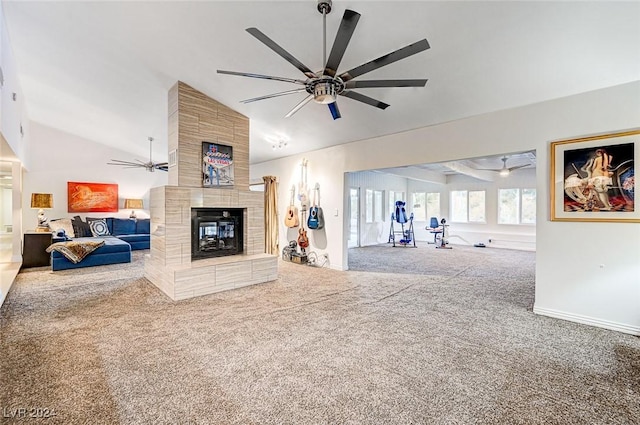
[284,185,299,228]
[298,158,310,211]
[308,183,325,230]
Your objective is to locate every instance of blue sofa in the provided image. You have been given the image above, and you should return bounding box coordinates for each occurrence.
[51,236,132,271]
[49,217,150,271]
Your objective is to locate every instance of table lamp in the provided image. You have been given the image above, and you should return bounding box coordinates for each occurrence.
[124,198,144,219]
[31,193,53,232]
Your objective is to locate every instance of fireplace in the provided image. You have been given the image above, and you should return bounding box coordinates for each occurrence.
[192,208,244,260]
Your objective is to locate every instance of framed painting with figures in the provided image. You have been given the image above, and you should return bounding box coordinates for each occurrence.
[202,142,234,188]
[550,129,638,222]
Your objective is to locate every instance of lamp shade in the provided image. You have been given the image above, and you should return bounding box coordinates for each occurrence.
[124,199,144,209]
[31,193,53,209]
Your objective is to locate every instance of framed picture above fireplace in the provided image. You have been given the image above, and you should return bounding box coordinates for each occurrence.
[202,142,234,187]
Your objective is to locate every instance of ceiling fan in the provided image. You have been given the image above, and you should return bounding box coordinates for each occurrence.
[107,137,168,172]
[217,0,430,120]
[480,156,531,177]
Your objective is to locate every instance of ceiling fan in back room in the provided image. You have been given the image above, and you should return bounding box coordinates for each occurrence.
[217,0,430,120]
[107,137,168,172]
[478,156,531,177]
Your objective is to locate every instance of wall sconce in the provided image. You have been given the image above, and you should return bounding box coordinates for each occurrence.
[124,199,144,219]
[31,193,53,232]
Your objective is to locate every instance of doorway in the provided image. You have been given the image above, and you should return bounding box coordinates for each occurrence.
[348,188,359,248]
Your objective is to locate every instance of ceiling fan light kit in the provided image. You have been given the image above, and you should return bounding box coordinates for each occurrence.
[217,0,430,120]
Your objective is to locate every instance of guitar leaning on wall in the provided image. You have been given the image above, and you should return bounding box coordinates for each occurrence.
[307,183,325,230]
[284,185,299,228]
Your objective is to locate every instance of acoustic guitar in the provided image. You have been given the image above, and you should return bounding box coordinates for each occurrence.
[308,183,325,230]
[284,185,299,228]
[297,227,309,249]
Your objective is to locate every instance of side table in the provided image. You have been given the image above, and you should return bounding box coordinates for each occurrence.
[22,232,53,268]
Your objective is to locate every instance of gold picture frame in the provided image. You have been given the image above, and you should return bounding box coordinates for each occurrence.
[550,129,639,222]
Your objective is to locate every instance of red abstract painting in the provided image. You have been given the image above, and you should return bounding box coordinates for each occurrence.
[67,182,118,213]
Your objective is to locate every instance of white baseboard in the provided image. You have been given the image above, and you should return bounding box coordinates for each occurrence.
[533,305,640,336]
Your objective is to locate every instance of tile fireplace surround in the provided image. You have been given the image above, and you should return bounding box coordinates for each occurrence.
[144,81,277,301]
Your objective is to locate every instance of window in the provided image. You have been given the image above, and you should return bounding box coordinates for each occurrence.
[450,190,486,223]
[411,192,440,222]
[521,189,536,224]
[499,188,536,224]
[468,191,486,223]
[412,192,426,221]
[365,189,373,223]
[374,190,383,222]
[426,192,441,220]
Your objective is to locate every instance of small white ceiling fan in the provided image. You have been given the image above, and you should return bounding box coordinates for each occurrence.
[107,137,168,172]
[480,156,530,177]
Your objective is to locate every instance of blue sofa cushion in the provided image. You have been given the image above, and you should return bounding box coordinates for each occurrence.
[136,218,150,234]
[117,234,148,243]
[113,218,136,235]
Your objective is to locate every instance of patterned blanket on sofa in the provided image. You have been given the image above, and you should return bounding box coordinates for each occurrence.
[46,240,106,264]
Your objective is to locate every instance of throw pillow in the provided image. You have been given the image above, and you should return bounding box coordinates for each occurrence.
[49,218,76,238]
[89,219,111,237]
[71,216,91,238]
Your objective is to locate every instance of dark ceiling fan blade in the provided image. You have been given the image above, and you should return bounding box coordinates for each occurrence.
[508,164,531,171]
[246,28,317,79]
[339,90,390,110]
[241,88,308,104]
[344,79,428,89]
[328,102,341,120]
[324,9,361,77]
[284,95,314,118]
[339,39,430,82]
[344,79,427,89]
[216,70,307,85]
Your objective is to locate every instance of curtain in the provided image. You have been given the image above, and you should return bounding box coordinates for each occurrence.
[263,176,279,255]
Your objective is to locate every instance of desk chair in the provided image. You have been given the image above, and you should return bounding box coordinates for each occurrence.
[427,217,442,244]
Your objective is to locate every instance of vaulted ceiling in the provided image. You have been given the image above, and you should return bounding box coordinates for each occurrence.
[3,1,639,165]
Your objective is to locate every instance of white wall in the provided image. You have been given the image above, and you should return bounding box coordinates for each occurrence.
[0,5,29,164]
[0,185,10,230]
[251,81,640,335]
[22,122,168,231]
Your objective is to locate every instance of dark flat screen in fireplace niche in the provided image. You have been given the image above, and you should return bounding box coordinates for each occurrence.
[192,208,244,260]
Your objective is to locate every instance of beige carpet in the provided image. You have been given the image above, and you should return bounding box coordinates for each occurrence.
[1,247,638,424]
